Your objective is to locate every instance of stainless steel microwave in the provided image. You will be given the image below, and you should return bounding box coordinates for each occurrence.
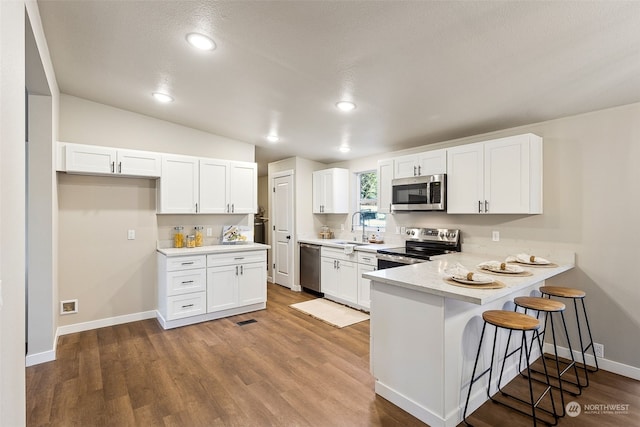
[391,174,446,211]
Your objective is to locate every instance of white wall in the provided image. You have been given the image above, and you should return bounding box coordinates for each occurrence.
[57,95,256,328]
[0,2,27,424]
[330,102,640,371]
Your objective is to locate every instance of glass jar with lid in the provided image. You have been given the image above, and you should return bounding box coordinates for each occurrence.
[173,226,185,248]
[194,226,204,247]
[186,234,196,248]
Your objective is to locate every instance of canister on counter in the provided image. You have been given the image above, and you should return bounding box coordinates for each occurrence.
[186,235,196,248]
[173,226,185,248]
[194,226,204,247]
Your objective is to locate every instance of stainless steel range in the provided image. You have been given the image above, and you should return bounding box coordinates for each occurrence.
[377,227,461,269]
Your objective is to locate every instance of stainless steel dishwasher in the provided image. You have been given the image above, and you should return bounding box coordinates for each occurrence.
[299,243,322,293]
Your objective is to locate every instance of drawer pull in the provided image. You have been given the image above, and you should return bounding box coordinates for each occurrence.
[181,261,195,265]
[362,257,371,261]
[234,257,245,260]
[181,303,194,309]
[181,280,194,284]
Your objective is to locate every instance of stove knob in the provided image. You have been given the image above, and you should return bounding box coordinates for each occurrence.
[439,232,445,238]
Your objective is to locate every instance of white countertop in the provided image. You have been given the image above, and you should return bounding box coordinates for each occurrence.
[363,251,574,305]
[297,237,400,253]
[157,243,270,256]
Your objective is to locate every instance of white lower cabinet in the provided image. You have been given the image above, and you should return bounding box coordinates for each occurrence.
[157,249,267,329]
[206,251,266,313]
[321,247,366,309]
[357,252,377,310]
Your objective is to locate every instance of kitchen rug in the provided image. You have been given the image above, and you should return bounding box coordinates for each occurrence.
[290,298,369,328]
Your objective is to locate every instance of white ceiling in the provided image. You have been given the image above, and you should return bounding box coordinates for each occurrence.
[38,1,640,175]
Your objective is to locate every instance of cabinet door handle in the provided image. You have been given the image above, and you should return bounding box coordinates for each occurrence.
[181,303,194,309]
[195,202,199,213]
[417,165,421,176]
[111,161,115,173]
[333,260,337,269]
[336,260,340,269]
[240,265,244,275]
[118,162,122,173]
[227,204,230,213]
[478,200,482,213]
[232,204,235,213]
[235,266,239,275]
[484,200,488,213]
[181,280,194,284]
[413,165,417,176]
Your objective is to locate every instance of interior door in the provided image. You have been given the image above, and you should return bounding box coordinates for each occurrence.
[272,173,294,289]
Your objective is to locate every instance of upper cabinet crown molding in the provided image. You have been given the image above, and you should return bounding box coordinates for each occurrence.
[59,142,161,178]
[446,133,543,214]
[312,168,349,214]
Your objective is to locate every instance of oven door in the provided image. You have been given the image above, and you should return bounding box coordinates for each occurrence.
[377,253,428,270]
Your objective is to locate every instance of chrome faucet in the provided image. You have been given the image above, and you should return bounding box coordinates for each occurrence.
[351,211,368,243]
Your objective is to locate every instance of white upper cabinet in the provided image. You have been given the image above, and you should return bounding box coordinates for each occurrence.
[446,133,543,214]
[312,168,349,214]
[63,143,161,177]
[229,161,257,214]
[393,149,447,178]
[199,159,229,213]
[377,159,393,214]
[159,155,257,214]
[158,155,200,213]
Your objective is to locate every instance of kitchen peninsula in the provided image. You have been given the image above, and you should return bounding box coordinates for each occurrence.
[363,250,574,427]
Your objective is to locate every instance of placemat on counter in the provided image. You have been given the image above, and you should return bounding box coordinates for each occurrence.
[443,278,506,289]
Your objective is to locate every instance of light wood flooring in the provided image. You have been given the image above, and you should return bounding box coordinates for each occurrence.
[27,283,639,426]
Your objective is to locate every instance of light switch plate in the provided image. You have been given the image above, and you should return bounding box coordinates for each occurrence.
[492,231,500,241]
[127,229,135,240]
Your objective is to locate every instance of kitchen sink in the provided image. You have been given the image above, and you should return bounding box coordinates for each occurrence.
[331,241,369,246]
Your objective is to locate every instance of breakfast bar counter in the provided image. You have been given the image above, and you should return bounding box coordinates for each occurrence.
[362,250,574,427]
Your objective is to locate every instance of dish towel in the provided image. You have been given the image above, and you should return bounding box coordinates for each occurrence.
[343,244,355,255]
[506,253,550,264]
[444,262,493,282]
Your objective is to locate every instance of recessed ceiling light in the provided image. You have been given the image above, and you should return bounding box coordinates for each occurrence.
[186,32,216,51]
[266,134,279,143]
[152,92,174,103]
[336,101,356,112]
[339,145,351,153]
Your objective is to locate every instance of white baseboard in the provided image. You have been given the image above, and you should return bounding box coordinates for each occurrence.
[543,343,640,381]
[56,310,157,336]
[26,327,60,367]
[26,349,56,367]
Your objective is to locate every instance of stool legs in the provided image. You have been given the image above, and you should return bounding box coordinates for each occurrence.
[463,320,558,426]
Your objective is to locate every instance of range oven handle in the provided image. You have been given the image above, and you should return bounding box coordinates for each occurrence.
[376,253,428,265]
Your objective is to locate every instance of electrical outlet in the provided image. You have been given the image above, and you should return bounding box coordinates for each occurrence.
[492,231,500,241]
[127,229,135,240]
[594,342,604,358]
[400,226,406,234]
[206,228,213,237]
[395,226,400,234]
[341,224,345,231]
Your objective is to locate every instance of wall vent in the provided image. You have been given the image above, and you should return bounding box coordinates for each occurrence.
[60,299,78,315]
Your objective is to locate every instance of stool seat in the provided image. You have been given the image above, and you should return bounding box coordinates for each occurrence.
[540,286,585,299]
[515,296,566,312]
[483,310,540,331]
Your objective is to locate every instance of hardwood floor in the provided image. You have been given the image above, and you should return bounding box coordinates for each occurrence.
[27,283,639,427]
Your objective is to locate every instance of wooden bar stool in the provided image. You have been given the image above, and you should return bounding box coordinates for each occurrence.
[463,310,558,426]
[539,286,599,388]
[514,296,583,416]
